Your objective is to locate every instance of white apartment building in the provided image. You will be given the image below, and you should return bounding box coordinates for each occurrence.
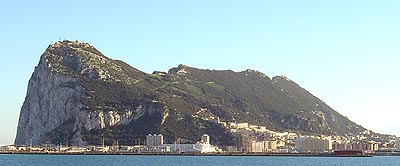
[295,136,331,152]
[250,140,278,153]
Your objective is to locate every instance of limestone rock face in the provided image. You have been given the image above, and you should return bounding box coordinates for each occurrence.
[15,54,84,145]
[15,41,163,146]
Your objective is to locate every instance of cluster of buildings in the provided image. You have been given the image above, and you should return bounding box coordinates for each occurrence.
[0,144,117,154]
[1,122,399,155]
[0,134,220,154]
[224,122,297,153]
[0,145,17,151]
[218,121,398,154]
[145,134,220,153]
[294,136,379,153]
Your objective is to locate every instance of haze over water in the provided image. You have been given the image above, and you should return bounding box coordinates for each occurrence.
[1,155,400,166]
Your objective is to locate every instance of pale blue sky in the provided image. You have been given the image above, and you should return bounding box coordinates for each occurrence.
[1,0,399,144]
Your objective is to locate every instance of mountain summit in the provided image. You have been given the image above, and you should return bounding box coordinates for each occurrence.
[15,40,365,146]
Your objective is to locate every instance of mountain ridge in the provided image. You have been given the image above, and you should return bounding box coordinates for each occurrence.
[16,40,366,146]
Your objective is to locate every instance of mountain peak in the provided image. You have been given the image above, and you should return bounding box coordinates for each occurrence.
[168,64,191,76]
[42,40,144,83]
[177,64,188,69]
[43,40,110,78]
[50,40,90,48]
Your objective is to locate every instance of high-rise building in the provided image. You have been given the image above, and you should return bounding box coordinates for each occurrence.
[295,136,331,152]
[368,141,379,151]
[249,140,278,153]
[251,141,264,152]
[146,134,164,147]
[156,134,164,145]
[396,138,400,152]
[233,135,244,152]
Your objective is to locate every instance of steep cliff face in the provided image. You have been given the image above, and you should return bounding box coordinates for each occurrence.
[16,40,365,146]
[15,54,84,145]
[15,41,166,146]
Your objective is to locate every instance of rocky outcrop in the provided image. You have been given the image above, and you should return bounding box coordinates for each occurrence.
[15,52,85,145]
[15,41,165,146]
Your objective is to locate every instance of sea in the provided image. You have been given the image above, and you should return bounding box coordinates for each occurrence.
[1,155,399,166]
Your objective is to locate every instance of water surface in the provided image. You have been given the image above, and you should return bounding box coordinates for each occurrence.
[1,155,399,166]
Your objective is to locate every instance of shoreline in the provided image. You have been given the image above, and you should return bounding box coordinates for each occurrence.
[0,151,376,157]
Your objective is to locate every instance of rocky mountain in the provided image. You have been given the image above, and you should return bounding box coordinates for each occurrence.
[15,40,365,146]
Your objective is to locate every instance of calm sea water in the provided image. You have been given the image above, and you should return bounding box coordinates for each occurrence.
[1,155,399,166]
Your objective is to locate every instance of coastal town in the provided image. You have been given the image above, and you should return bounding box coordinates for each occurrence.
[1,121,399,156]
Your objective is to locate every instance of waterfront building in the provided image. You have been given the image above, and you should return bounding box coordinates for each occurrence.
[295,136,331,152]
[397,138,400,152]
[251,141,264,152]
[162,134,219,153]
[64,147,90,153]
[17,146,28,151]
[249,140,278,153]
[0,145,16,151]
[225,146,239,152]
[233,134,254,152]
[367,141,379,152]
[129,145,145,153]
[201,134,210,144]
[233,135,244,152]
[332,141,378,152]
[162,142,219,153]
[163,144,197,152]
[332,141,350,150]
[146,134,164,147]
[268,140,278,152]
[141,146,170,152]
[195,142,219,153]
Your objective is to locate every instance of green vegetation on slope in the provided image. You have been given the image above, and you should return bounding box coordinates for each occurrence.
[44,41,366,146]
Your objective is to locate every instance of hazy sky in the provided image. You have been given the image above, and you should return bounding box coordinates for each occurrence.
[1,0,399,144]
